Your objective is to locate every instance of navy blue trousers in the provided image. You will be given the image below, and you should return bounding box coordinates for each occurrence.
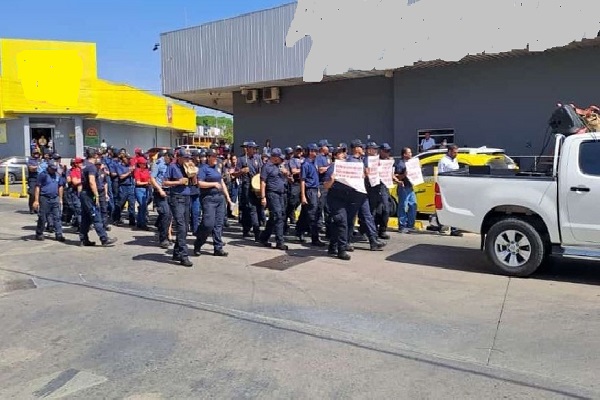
[169,194,190,259]
[195,193,225,251]
[261,191,286,245]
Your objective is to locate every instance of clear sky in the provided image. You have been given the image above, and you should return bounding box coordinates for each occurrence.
[0,0,292,117]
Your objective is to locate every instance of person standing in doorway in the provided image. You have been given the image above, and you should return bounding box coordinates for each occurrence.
[394,147,417,234]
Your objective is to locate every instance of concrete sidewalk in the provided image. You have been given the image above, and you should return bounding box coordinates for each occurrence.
[0,198,599,399]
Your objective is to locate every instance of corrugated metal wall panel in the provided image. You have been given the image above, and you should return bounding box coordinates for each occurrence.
[161,3,310,94]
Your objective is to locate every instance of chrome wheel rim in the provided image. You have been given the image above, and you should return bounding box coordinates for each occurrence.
[494,230,532,269]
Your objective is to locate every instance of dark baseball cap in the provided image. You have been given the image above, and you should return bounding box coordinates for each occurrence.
[47,160,58,170]
[206,149,218,157]
[52,153,62,160]
[294,145,303,151]
[306,143,319,151]
[366,141,379,149]
[351,139,364,148]
[318,139,332,148]
[176,149,191,158]
[284,147,293,155]
[270,148,284,159]
[380,143,392,151]
[338,143,348,150]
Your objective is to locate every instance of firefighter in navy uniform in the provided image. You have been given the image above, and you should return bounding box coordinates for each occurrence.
[360,141,390,240]
[234,141,263,241]
[33,160,66,242]
[79,148,117,247]
[258,148,290,250]
[296,143,326,246]
[194,149,233,257]
[164,149,193,267]
[284,147,302,235]
[375,143,393,239]
[150,149,173,249]
[346,140,385,252]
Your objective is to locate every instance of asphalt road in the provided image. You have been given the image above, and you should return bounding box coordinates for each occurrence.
[0,198,599,399]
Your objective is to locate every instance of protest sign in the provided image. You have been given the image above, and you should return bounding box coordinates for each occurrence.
[367,156,380,186]
[379,159,395,188]
[405,157,424,186]
[333,161,366,193]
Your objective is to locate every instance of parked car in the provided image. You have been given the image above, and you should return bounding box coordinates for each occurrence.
[0,156,29,184]
[435,132,600,277]
[174,145,199,152]
[389,147,518,216]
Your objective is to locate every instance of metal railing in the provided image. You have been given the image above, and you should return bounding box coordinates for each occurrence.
[510,156,555,173]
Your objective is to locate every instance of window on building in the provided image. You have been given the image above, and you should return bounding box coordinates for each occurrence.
[579,141,600,176]
[417,129,455,152]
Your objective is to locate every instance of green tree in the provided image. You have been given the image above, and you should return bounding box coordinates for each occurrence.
[197,115,234,144]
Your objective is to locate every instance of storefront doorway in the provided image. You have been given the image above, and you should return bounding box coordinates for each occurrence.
[30,124,55,154]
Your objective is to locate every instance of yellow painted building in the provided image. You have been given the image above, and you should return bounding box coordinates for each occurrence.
[0,38,196,158]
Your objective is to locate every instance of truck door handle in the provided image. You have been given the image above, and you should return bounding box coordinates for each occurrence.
[570,186,590,192]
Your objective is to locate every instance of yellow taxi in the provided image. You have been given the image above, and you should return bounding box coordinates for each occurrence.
[389,147,518,216]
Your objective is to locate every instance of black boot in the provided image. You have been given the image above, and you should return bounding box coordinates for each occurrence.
[180,257,193,267]
[337,251,351,261]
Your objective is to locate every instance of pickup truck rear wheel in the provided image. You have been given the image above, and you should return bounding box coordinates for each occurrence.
[484,218,545,277]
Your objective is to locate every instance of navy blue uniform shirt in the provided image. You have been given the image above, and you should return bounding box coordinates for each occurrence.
[300,159,319,189]
[82,160,99,194]
[260,161,286,194]
[315,154,331,184]
[166,162,190,196]
[198,163,223,196]
[116,163,133,186]
[28,158,40,179]
[394,159,412,189]
[36,171,65,198]
[236,155,262,184]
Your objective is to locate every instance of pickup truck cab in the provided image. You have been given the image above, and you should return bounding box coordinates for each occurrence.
[435,132,600,276]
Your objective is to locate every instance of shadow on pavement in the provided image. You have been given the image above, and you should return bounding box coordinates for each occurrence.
[387,244,600,286]
[131,253,171,264]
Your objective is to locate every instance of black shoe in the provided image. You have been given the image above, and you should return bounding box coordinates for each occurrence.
[159,240,170,249]
[260,240,272,248]
[101,237,117,247]
[56,236,66,242]
[105,226,112,231]
[172,254,181,262]
[242,231,251,238]
[346,245,354,252]
[35,234,44,241]
[193,246,201,256]
[337,251,351,261]
[311,240,326,247]
[379,232,390,240]
[296,234,305,243]
[450,230,463,237]
[274,244,288,251]
[372,239,386,248]
[180,257,193,267]
[328,247,338,256]
[214,249,228,257]
[129,221,136,227]
[80,240,96,247]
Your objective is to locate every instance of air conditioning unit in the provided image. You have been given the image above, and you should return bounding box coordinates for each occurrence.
[263,87,280,103]
[245,89,258,104]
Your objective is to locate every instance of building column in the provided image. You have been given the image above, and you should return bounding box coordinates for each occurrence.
[23,117,31,157]
[74,117,84,157]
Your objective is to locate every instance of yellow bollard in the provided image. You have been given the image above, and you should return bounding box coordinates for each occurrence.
[20,165,28,198]
[2,165,8,196]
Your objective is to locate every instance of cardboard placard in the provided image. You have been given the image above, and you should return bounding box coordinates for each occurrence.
[333,161,366,193]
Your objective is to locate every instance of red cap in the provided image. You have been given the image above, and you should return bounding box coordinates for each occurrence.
[136,156,147,165]
[74,157,84,163]
[134,147,142,154]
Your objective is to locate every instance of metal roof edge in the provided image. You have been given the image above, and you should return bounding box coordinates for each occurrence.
[160,2,296,36]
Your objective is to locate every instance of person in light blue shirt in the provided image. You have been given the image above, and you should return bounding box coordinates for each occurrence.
[150,150,173,248]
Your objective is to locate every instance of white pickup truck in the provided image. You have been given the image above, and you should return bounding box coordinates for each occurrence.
[435,132,600,277]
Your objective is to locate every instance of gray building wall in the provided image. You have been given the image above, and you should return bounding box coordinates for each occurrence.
[0,118,26,158]
[393,45,600,156]
[53,119,76,157]
[233,76,394,149]
[99,121,173,153]
[233,45,600,158]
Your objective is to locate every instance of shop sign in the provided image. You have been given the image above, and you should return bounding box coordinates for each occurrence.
[84,127,100,146]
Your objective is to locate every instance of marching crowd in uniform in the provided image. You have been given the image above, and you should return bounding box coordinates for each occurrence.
[26,138,462,267]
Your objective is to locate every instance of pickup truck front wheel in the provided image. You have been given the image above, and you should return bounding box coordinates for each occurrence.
[484,218,545,277]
